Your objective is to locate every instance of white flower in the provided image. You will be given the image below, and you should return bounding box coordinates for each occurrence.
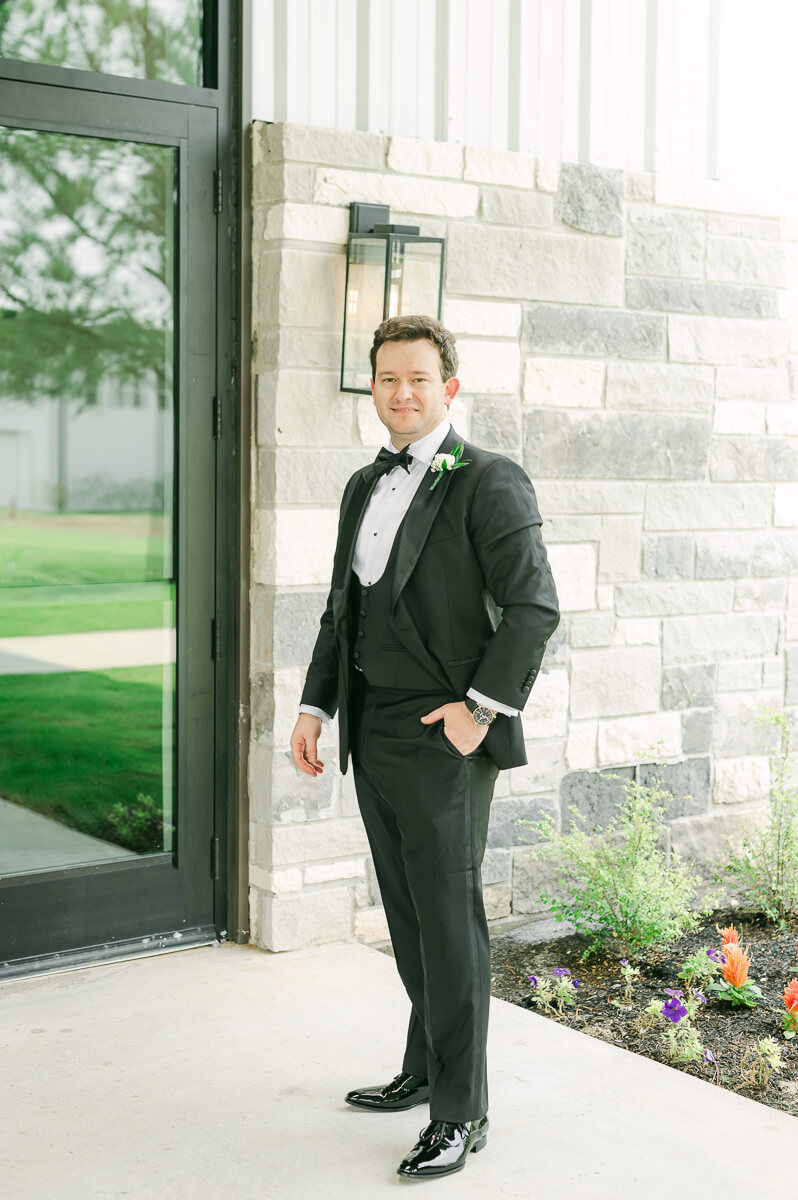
[430,452,457,472]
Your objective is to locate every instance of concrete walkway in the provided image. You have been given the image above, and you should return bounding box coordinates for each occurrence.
[1,939,795,1199]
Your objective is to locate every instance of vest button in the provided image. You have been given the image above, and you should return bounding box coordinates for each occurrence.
[358,631,364,637]
[360,609,366,616]
[353,650,360,659]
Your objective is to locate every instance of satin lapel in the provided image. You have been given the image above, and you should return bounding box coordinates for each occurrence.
[334,468,378,589]
[390,424,463,613]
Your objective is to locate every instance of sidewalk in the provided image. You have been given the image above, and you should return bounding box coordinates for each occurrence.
[1,938,795,1199]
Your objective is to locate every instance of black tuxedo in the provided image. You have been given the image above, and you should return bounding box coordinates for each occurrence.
[300,423,560,1123]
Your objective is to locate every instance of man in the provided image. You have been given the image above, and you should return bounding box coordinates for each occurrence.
[290,315,560,1180]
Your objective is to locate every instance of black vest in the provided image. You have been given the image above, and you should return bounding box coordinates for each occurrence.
[348,517,445,692]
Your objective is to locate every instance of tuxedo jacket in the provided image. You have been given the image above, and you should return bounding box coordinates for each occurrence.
[300,423,561,773]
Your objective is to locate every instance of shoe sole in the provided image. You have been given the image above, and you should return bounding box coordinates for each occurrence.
[397,1133,488,1178]
[344,1092,430,1112]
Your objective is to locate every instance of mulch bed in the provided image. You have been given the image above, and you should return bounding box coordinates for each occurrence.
[489,906,798,1118]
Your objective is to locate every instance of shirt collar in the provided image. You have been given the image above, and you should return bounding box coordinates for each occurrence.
[388,414,451,464]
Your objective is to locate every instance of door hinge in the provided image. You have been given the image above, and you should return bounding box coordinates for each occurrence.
[211,836,221,881]
[213,394,222,438]
[211,617,221,659]
[214,168,223,213]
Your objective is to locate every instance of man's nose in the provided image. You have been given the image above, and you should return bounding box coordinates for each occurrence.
[394,380,414,401]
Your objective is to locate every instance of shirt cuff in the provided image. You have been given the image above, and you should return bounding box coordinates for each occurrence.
[466,688,519,718]
[299,704,332,725]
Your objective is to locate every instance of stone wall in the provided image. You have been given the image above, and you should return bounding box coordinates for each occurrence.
[249,120,798,953]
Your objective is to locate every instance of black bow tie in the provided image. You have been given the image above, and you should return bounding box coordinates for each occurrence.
[370,444,414,480]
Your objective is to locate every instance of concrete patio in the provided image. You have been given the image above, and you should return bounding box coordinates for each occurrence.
[1,937,795,1199]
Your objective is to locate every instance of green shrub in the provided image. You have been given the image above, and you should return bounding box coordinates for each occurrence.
[105,792,172,853]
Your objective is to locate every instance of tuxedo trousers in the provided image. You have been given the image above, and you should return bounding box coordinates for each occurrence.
[348,664,500,1123]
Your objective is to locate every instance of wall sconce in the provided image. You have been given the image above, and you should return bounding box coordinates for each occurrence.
[340,202,446,394]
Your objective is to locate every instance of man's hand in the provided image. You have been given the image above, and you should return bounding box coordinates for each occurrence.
[291,713,325,777]
[420,701,490,756]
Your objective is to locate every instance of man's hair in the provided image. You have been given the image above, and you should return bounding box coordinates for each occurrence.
[370,315,458,383]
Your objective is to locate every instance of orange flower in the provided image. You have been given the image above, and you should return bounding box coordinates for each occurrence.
[721,942,752,987]
[716,923,740,948]
[784,979,798,1013]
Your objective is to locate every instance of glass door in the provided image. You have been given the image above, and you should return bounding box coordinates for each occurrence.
[0,79,218,970]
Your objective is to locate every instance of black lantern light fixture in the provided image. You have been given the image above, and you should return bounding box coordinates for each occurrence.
[340,202,446,394]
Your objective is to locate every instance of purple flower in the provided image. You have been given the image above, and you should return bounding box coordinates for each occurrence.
[552,968,571,978]
[693,992,706,1004]
[704,1049,715,1063]
[665,988,685,998]
[662,997,688,1024]
[706,948,720,963]
[572,979,581,988]
[527,974,538,987]
[620,958,629,966]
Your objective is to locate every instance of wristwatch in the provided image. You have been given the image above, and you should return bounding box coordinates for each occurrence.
[464,696,498,726]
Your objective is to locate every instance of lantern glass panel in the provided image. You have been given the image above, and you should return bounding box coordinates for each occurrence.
[389,240,443,319]
[341,236,386,392]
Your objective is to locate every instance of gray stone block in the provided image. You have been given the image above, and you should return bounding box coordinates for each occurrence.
[251,671,275,740]
[682,709,713,755]
[274,590,331,669]
[710,435,798,482]
[482,848,512,886]
[669,807,769,866]
[511,849,572,916]
[662,664,717,710]
[626,208,705,278]
[695,532,798,579]
[523,304,666,359]
[635,757,710,819]
[642,535,695,578]
[487,796,558,849]
[555,162,625,236]
[471,395,522,449]
[559,766,635,833]
[523,411,710,480]
[270,748,336,821]
[625,277,778,319]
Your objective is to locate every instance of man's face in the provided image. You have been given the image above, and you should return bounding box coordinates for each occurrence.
[370,338,460,448]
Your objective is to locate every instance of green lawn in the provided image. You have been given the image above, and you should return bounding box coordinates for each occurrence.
[0,599,170,637]
[0,512,168,587]
[0,666,170,851]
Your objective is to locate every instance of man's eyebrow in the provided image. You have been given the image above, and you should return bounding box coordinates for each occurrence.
[377,369,432,377]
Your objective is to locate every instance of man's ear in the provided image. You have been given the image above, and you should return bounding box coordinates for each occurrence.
[445,376,460,403]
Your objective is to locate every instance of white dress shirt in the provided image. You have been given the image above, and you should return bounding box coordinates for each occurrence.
[299,414,519,725]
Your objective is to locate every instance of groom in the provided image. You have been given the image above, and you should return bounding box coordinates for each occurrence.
[290,315,560,1180]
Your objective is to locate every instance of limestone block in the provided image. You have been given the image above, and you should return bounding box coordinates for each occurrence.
[774,483,798,525]
[542,544,595,612]
[523,304,665,359]
[270,817,371,868]
[605,362,713,413]
[483,884,512,921]
[662,613,778,665]
[709,435,798,481]
[487,795,558,849]
[767,403,798,437]
[597,713,681,767]
[523,410,710,480]
[787,646,798,704]
[695,530,798,579]
[712,402,766,435]
[716,660,762,691]
[614,618,659,645]
[555,162,624,236]
[682,709,713,755]
[642,534,694,579]
[559,765,635,832]
[481,186,553,228]
[762,655,784,689]
[464,146,536,187]
[251,161,315,203]
[258,886,352,952]
[707,213,780,238]
[637,756,710,818]
[273,589,331,670]
[266,745,337,823]
[257,122,387,170]
[261,867,303,894]
[446,224,624,306]
[534,481,645,514]
[706,237,785,288]
[520,670,568,739]
[712,690,783,757]
[471,396,521,449]
[523,356,604,408]
[535,159,560,193]
[253,507,337,587]
[511,849,571,916]
[355,396,387,448]
[565,720,597,770]
[509,738,563,792]
[598,515,642,582]
[568,612,616,648]
[788,579,798,641]
[264,202,349,244]
[263,448,366,506]
[669,807,769,866]
[661,663,717,711]
[354,906,391,943]
[715,366,790,401]
[305,858,367,885]
[443,298,522,338]
[255,327,342,373]
[626,277,777,320]
[387,135,463,177]
[596,584,614,609]
[733,578,788,611]
[482,848,512,886]
[712,757,771,806]
[545,515,603,542]
[314,167,478,218]
[456,338,520,393]
[272,667,306,747]
[254,247,345,330]
[570,646,661,719]
[668,316,788,366]
[256,370,349,448]
[626,208,705,279]
[654,174,782,218]
[644,482,771,530]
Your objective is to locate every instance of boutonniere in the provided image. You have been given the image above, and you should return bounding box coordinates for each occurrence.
[429,442,471,491]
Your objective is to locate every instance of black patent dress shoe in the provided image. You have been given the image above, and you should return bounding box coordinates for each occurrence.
[397,1115,489,1178]
[345,1071,430,1112]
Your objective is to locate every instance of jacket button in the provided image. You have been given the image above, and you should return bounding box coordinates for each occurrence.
[360,609,366,616]
[358,631,364,638]
[353,650,360,659]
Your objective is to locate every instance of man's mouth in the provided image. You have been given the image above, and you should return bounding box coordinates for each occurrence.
[393,407,416,412]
